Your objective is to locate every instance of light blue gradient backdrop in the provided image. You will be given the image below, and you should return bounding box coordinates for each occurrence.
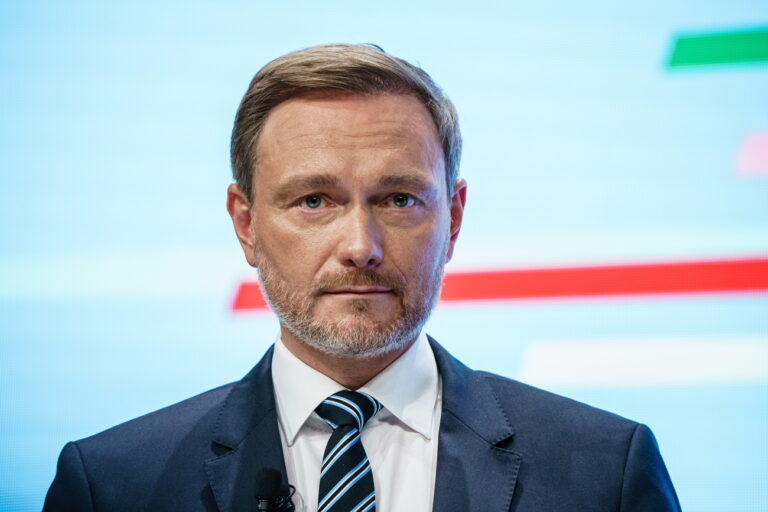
[1,2,767,511]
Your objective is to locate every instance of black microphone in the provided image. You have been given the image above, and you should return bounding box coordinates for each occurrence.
[254,468,295,511]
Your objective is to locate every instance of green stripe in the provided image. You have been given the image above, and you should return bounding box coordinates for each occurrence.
[668,27,768,67]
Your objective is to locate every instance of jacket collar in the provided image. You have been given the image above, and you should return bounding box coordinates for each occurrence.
[204,347,287,512]
[429,336,522,512]
[204,339,522,512]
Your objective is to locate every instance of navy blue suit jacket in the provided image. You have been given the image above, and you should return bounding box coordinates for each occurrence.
[44,338,681,511]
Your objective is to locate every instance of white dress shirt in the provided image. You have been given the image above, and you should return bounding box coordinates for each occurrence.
[271,332,442,512]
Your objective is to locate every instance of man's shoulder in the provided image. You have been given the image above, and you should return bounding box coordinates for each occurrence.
[75,381,237,456]
[476,370,639,437]
[430,338,639,438]
[45,381,256,510]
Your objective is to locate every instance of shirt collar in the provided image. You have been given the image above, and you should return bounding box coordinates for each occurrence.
[271,331,439,445]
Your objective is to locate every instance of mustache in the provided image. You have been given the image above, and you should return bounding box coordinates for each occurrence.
[314,269,406,295]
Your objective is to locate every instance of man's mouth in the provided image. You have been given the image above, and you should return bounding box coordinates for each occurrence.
[324,286,394,295]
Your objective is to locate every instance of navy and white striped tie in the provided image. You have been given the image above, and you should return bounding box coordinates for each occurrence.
[314,390,382,512]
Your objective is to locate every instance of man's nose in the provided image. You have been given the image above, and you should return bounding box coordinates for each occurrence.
[336,208,383,269]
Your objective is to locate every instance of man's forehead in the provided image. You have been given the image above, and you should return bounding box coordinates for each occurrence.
[253,91,445,185]
[257,92,440,154]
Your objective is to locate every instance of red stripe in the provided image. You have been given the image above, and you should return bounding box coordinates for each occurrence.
[231,281,270,311]
[231,257,768,311]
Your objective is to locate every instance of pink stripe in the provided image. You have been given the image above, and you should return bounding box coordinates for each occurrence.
[736,132,768,175]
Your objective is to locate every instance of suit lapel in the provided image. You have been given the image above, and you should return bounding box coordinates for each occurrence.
[202,339,522,511]
[204,347,288,512]
[430,338,522,512]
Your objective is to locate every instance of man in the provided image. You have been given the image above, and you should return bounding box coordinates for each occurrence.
[44,44,681,511]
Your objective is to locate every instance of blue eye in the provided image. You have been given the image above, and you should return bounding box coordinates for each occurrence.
[303,195,323,209]
[391,193,414,208]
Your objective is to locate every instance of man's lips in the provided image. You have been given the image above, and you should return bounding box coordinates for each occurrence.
[323,286,394,295]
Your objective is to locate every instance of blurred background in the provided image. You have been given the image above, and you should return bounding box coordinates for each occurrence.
[1,1,767,510]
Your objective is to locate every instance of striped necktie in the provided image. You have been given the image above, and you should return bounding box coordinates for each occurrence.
[314,390,382,512]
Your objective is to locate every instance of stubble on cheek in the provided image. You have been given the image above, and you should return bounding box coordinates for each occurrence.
[249,213,450,358]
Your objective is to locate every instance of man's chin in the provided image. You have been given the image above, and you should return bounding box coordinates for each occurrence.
[315,293,400,317]
[288,319,417,360]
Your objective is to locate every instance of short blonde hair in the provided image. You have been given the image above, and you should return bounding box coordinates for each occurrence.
[230,44,462,201]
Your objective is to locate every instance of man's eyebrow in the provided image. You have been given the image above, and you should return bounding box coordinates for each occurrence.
[272,174,341,202]
[377,173,436,191]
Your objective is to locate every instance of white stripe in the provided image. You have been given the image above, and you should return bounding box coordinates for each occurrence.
[518,336,768,388]
[329,395,364,427]
[324,399,362,429]
[319,463,371,512]
[322,432,361,476]
[350,492,376,512]
[322,428,357,468]
[360,392,380,415]
[321,418,338,429]
[358,500,375,512]
[319,459,369,509]
[0,249,243,299]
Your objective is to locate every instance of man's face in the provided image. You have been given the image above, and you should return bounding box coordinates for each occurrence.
[230,92,465,358]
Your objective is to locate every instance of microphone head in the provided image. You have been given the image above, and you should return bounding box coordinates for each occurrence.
[254,467,284,500]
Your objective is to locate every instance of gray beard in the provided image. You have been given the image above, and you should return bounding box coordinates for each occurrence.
[256,254,445,359]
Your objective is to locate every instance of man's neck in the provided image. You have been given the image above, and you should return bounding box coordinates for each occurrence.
[279,329,417,390]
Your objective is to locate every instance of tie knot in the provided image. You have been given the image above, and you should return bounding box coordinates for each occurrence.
[315,390,382,430]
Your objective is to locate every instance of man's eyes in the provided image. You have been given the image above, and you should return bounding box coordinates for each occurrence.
[301,194,325,209]
[296,193,417,210]
[388,193,416,208]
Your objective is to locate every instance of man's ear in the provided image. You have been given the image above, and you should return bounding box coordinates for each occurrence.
[445,178,467,263]
[226,183,259,267]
